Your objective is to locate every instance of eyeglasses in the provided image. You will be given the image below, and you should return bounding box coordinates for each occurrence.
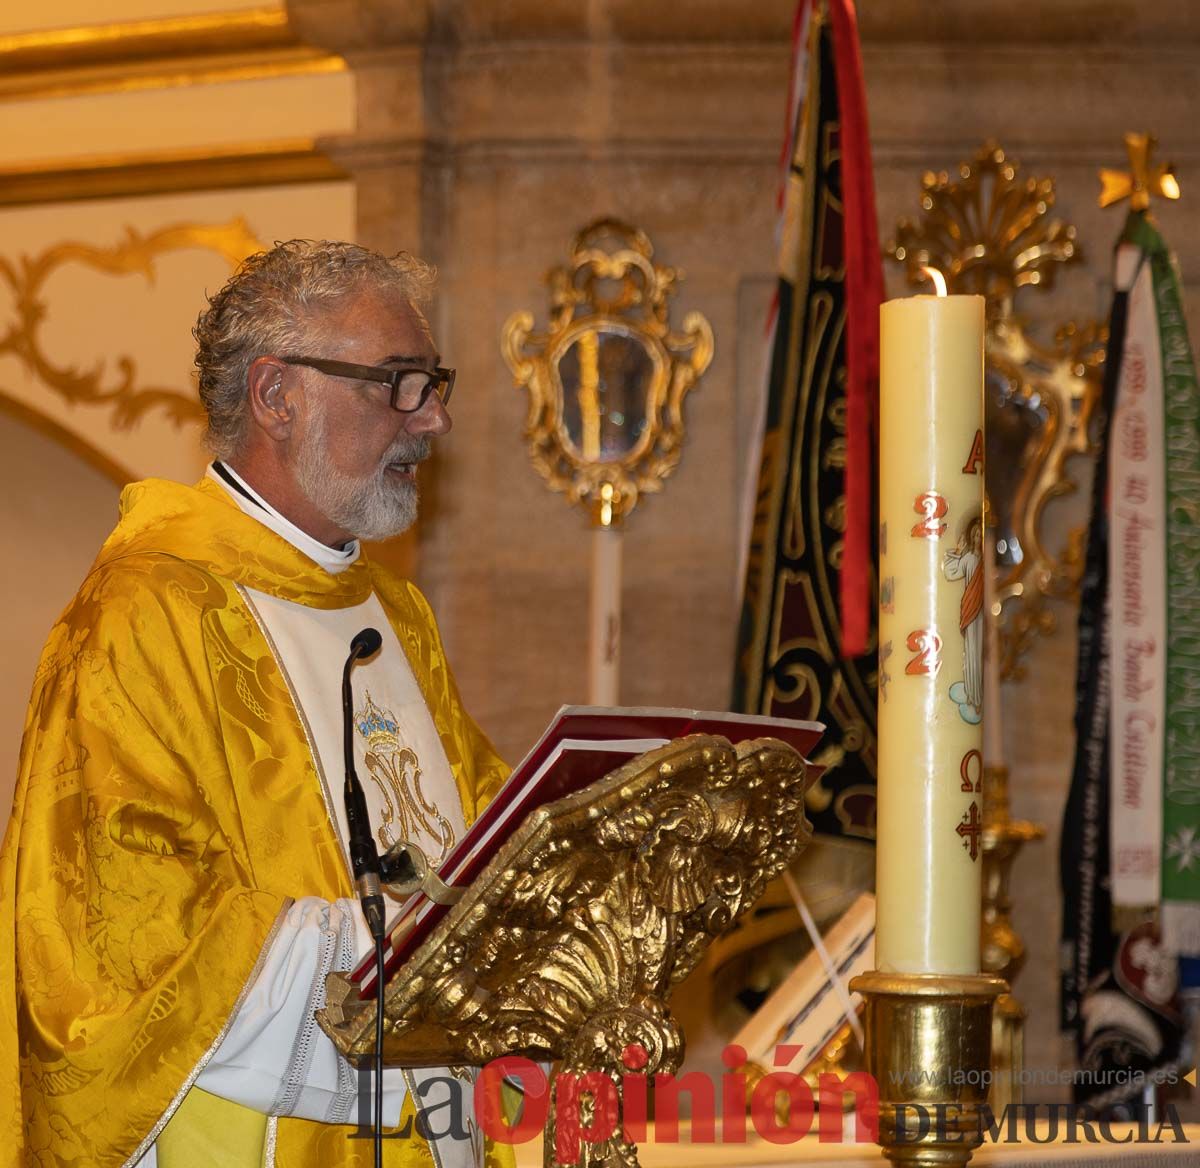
[281,355,455,413]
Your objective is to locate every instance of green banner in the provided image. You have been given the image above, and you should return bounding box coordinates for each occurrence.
[1136,210,1200,952]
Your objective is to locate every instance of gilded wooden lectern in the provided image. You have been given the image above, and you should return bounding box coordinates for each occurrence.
[317,734,814,1168]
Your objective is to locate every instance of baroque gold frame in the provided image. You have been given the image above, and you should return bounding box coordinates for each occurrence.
[0,218,263,430]
[502,219,713,525]
[887,142,1103,679]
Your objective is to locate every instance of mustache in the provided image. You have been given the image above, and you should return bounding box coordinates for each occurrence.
[380,435,431,468]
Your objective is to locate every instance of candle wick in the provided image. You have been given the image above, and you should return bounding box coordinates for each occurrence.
[919,266,948,298]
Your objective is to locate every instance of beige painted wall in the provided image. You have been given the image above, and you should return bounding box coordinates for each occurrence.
[0,180,356,484]
[1,72,354,166]
[0,410,123,815]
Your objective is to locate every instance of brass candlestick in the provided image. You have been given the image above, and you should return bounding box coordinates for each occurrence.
[981,762,1043,1110]
[851,971,1007,1168]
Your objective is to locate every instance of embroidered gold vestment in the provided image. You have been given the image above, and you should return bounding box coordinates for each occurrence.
[0,477,509,1167]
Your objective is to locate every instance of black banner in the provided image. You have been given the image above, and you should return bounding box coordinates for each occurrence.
[732,18,877,841]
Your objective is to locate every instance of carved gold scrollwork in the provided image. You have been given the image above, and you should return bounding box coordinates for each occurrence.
[502,219,713,525]
[887,142,1104,679]
[0,218,263,429]
[318,735,813,1168]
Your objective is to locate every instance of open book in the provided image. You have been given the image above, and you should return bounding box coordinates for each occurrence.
[351,705,823,995]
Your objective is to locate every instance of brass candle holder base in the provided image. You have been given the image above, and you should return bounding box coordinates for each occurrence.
[850,971,1007,1168]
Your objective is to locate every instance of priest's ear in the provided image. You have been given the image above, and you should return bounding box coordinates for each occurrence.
[246,356,296,441]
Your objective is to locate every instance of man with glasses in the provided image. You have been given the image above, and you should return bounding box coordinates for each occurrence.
[2,241,506,1168]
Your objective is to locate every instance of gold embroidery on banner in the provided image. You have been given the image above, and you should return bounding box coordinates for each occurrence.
[119,900,293,1168]
[354,692,455,863]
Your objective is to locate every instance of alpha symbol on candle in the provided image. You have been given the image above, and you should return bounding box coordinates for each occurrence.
[962,429,984,475]
[911,491,948,539]
[905,629,942,676]
[957,800,983,862]
[944,515,984,724]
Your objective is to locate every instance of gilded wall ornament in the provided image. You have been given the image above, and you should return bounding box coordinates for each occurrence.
[501,219,713,526]
[887,142,1103,681]
[0,218,262,429]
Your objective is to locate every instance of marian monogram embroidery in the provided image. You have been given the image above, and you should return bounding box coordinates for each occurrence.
[354,692,455,863]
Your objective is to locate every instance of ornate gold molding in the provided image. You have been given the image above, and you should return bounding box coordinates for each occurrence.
[0,140,345,208]
[0,7,292,73]
[0,45,345,103]
[0,219,264,429]
[0,5,344,105]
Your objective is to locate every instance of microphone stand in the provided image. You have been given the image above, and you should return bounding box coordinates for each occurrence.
[341,628,386,1168]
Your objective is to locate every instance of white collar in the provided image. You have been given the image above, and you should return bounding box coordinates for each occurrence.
[207,462,361,575]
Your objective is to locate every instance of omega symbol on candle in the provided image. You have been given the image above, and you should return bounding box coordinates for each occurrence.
[905,629,942,676]
[911,491,948,539]
[943,513,984,725]
[960,748,983,793]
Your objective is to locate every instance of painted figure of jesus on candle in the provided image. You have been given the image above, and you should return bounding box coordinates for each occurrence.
[876,273,985,976]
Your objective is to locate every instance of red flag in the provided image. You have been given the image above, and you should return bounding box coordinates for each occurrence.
[829,0,883,657]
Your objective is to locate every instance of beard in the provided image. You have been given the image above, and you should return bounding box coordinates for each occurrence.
[294,401,430,542]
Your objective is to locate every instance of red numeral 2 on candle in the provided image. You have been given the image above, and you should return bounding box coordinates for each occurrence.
[911,491,947,539]
[905,630,942,676]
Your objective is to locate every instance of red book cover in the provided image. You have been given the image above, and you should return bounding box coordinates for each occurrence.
[352,706,823,995]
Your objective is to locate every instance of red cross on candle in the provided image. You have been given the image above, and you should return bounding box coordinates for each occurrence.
[956,800,983,862]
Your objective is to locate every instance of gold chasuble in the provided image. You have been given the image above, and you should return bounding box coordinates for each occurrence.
[0,477,511,1168]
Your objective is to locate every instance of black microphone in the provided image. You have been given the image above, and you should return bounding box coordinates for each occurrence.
[342,627,386,940]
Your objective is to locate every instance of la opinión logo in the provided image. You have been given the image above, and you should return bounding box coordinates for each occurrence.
[353,1043,1192,1163]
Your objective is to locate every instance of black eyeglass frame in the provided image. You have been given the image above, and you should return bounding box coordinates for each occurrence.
[281,355,455,413]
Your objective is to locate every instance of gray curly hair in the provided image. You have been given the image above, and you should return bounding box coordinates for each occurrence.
[193,239,436,457]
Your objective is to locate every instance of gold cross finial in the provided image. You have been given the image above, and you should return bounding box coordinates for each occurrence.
[1098,132,1182,212]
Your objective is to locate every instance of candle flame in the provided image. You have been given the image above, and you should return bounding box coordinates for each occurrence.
[920,266,948,298]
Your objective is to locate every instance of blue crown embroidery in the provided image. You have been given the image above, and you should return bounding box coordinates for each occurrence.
[355,693,399,741]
